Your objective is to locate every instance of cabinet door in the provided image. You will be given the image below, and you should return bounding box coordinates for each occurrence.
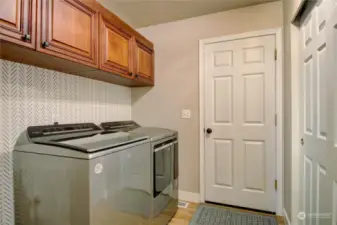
[37,0,98,68]
[134,39,154,85]
[99,14,133,78]
[0,0,36,48]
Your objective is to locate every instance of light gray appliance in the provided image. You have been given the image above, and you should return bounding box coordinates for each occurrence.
[101,121,179,225]
[13,123,152,225]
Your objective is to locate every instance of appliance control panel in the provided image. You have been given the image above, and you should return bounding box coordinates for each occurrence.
[27,123,101,138]
[101,121,140,132]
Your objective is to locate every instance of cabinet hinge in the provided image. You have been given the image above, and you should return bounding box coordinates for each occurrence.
[275,113,277,127]
[275,179,278,191]
[274,49,277,60]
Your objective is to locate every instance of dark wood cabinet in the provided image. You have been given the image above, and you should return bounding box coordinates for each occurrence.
[99,14,133,79]
[36,0,98,68]
[133,38,154,85]
[0,0,36,49]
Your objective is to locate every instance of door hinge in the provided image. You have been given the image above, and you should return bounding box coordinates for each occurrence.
[274,49,277,60]
[275,179,278,191]
[274,113,277,127]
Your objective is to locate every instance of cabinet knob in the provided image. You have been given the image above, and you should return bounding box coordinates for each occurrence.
[23,34,31,42]
[42,42,49,48]
[129,72,133,76]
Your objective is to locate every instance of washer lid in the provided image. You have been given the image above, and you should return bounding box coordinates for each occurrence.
[130,127,177,142]
[49,131,148,153]
[101,121,177,142]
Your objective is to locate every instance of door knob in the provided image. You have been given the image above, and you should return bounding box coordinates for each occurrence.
[206,128,212,134]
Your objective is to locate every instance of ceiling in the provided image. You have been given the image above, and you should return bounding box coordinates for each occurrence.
[97,0,279,28]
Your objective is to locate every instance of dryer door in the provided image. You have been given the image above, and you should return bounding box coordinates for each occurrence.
[154,141,173,197]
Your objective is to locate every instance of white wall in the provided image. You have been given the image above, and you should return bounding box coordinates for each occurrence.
[282,0,303,223]
[132,1,283,194]
[0,59,131,224]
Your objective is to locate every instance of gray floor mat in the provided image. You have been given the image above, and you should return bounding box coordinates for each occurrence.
[189,204,278,225]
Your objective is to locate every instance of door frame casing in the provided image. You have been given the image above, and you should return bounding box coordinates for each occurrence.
[199,28,284,215]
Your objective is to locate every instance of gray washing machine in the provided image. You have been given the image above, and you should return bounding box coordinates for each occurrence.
[14,123,152,225]
[101,121,179,225]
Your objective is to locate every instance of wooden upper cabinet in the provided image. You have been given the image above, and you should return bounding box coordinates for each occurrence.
[0,0,36,48]
[99,14,133,78]
[0,0,154,87]
[36,0,98,68]
[133,38,154,85]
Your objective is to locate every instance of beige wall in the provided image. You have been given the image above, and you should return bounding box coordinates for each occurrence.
[283,0,302,222]
[97,0,137,27]
[132,1,283,194]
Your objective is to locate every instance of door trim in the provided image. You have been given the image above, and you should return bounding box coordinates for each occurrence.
[198,28,284,215]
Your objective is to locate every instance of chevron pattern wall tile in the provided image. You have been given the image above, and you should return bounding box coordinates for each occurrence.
[0,59,132,224]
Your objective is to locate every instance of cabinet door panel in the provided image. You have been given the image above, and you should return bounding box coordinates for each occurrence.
[0,0,36,48]
[107,30,129,67]
[134,39,154,84]
[37,0,98,67]
[138,48,152,77]
[99,15,133,78]
[1,0,19,26]
[52,0,91,52]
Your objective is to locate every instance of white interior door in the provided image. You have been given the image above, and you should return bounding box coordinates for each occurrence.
[204,34,276,212]
[299,1,337,225]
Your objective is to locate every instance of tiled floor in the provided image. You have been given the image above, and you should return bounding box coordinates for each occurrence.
[169,202,285,225]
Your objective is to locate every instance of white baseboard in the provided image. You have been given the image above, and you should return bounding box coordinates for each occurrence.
[283,208,291,225]
[178,190,200,203]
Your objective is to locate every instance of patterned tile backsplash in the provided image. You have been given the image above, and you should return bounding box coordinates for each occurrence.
[0,59,131,224]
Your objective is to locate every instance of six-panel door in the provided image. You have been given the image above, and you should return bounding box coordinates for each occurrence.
[134,38,154,85]
[299,1,337,224]
[204,35,277,212]
[99,14,133,79]
[0,0,36,48]
[36,0,98,68]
